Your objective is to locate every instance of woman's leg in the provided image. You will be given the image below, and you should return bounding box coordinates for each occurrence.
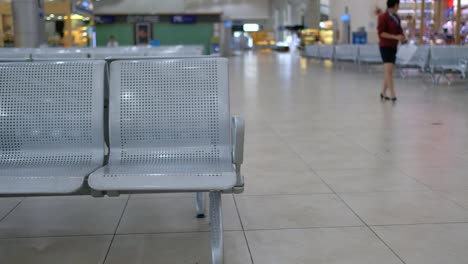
[384,63,396,98]
[382,71,388,97]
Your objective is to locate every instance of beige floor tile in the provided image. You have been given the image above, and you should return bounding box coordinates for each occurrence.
[0,235,112,264]
[117,195,242,234]
[401,167,468,191]
[105,231,251,264]
[236,194,363,230]
[316,168,429,193]
[438,190,468,210]
[242,171,332,195]
[341,191,468,225]
[0,198,127,238]
[373,223,468,264]
[0,198,22,220]
[246,227,403,264]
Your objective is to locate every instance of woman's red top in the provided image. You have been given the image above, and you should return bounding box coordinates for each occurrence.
[377,11,403,48]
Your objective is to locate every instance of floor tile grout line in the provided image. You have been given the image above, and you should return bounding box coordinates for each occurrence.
[333,194,408,264]
[0,233,116,240]
[232,194,256,264]
[4,220,468,241]
[348,133,467,193]
[0,198,24,223]
[266,122,408,264]
[102,195,131,264]
[394,167,468,214]
[238,190,453,197]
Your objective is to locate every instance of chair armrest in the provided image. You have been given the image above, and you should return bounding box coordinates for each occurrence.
[231,115,245,166]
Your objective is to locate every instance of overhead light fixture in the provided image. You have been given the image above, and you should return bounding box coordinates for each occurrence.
[71,14,84,20]
[243,23,260,32]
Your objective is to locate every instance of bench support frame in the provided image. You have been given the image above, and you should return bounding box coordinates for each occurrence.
[210,191,223,264]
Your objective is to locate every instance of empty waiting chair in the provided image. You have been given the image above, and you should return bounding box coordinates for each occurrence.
[334,45,359,63]
[430,46,468,84]
[88,57,244,264]
[0,61,106,194]
[304,45,320,58]
[357,44,382,71]
[318,45,334,60]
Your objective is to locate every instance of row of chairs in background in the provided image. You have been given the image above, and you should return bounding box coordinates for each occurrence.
[303,44,468,85]
[0,45,205,61]
[0,58,244,264]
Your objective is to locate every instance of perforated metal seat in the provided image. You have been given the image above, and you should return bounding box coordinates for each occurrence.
[90,164,236,191]
[89,57,243,264]
[430,46,468,84]
[318,45,334,60]
[89,58,239,192]
[0,61,106,195]
[335,45,359,62]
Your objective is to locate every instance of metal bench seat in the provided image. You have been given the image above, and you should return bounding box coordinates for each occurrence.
[87,57,243,264]
[335,45,359,62]
[88,57,241,192]
[90,163,237,192]
[357,44,382,71]
[0,61,106,195]
[0,167,94,194]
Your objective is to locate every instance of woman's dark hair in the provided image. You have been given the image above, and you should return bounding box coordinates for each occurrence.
[387,0,400,8]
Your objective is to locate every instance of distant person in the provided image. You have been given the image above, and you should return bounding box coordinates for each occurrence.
[377,0,405,102]
[461,22,468,45]
[107,35,119,47]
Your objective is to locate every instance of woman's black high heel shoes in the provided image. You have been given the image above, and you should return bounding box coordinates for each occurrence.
[380,93,390,101]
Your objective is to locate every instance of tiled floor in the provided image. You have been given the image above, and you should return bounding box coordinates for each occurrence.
[1,52,468,263]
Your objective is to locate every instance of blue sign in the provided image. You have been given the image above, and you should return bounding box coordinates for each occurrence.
[95,15,116,24]
[341,14,350,22]
[171,15,196,24]
[74,0,93,15]
[352,32,367,44]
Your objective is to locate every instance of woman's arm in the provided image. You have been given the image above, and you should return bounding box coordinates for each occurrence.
[381,32,405,41]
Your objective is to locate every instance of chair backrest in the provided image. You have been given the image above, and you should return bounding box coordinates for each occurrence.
[358,44,380,58]
[305,45,319,58]
[31,48,90,60]
[408,45,430,67]
[430,46,466,67]
[108,58,231,165]
[146,45,205,56]
[0,61,106,168]
[319,45,334,59]
[0,48,32,61]
[89,47,148,59]
[335,45,359,60]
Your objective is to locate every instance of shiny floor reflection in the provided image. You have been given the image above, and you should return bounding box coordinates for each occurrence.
[1,52,468,264]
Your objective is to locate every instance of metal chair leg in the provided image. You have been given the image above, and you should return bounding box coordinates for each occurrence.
[210,191,223,264]
[196,192,206,218]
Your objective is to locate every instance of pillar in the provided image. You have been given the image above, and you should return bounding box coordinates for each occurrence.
[12,0,45,47]
[220,16,232,57]
[419,0,425,44]
[455,0,462,44]
[0,16,3,47]
[304,0,321,29]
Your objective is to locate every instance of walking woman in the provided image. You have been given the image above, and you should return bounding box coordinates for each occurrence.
[377,0,405,102]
